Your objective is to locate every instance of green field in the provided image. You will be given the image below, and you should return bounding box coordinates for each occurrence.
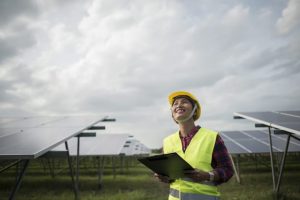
[0,154,299,200]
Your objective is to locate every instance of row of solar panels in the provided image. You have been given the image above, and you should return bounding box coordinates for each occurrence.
[222,110,300,155]
[0,112,299,160]
[51,133,151,156]
[232,110,300,194]
[0,116,150,159]
[0,115,152,200]
[220,130,300,154]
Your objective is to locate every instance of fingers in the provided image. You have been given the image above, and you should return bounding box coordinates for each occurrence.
[184,169,209,182]
[154,173,173,183]
[184,169,196,174]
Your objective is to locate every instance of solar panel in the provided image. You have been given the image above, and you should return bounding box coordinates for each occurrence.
[220,130,300,155]
[234,111,300,124]
[52,134,130,156]
[0,116,66,137]
[0,115,109,200]
[120,138,150,156]
[272,122,300,135]
[234,111,300,135]
[0,117,27,125]
[233,110,300,193]
[278,110,300,118]
[0,116,105,159]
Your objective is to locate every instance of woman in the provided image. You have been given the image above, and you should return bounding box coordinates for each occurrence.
[155,91,233,200]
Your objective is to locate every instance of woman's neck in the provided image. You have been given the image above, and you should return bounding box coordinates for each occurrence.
[178,120,196,137]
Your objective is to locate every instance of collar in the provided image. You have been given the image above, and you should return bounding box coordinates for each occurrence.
[179,125,201,139]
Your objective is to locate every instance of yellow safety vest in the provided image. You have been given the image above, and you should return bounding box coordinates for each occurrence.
[163,127,220,200]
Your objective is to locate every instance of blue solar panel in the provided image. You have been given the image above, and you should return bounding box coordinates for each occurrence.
[0,116,105,159]
[220,130,300,155]
[0,116,66,137]
[234,111,300,124]
[53,133,130,156]
[233,110,300,193]
[234,111,300,136]
[278,111,300,118]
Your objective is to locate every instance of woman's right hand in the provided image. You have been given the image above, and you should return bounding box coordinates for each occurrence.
[154,173,174,183]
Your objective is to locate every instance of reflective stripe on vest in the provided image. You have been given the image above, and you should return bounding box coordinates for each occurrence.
[170,188,220,200]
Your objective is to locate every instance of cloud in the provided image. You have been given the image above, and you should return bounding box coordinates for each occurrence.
[0,26,36,63]
[0,0,38,27]
[222,4,249,27]
[0,0,39,63]
[0,0,299,148]
[276,0,300,34]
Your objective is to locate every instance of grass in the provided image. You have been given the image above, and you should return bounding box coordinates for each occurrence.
[0,155,299,200]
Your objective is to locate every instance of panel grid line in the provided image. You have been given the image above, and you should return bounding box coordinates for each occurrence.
[277,112,300,119]
[240,131,282,152]
[260,130,300,147]
[221,132,252,153]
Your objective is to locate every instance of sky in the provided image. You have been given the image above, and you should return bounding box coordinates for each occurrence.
[0,0,299,149]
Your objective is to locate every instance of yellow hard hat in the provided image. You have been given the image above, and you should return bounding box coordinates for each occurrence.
[168,91,201,121]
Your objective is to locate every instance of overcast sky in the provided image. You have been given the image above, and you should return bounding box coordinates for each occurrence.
[0,0,299,149]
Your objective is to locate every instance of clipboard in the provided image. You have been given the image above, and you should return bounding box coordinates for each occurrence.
[137,152,193,179]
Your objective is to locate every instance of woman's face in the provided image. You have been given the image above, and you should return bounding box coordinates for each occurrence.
[171,97,194,122]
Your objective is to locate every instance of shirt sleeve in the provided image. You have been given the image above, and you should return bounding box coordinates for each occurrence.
[211,135,234,185]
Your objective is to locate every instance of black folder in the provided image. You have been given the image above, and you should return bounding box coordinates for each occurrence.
[138,153,193,179]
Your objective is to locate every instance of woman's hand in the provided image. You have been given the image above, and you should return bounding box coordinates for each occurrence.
[184,169,209,182]
[154,173,174,183]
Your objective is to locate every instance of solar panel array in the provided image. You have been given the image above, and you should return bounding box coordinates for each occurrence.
[0,115,151,200]
[120,137,151,156]
[233,110,300,194]
[279,110,300,118]
[220,130,300,154]
[0,116,151,159]
[52,133,131,156]
[0,116,66,137]
[0,116,106,159]
[234,111,300,136]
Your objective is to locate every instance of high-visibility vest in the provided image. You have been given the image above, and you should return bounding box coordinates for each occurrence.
[163,127,220,200]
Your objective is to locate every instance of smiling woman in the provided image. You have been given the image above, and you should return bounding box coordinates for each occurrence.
[154,91,234,200]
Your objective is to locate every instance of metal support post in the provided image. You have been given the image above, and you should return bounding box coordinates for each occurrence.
[9,159,30,200]
[97,156,105,189]
[65,141,79,200]
[229,154,240,183]
[76,136,80,190]
[268,127,276,191]
[275,133,291,193]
